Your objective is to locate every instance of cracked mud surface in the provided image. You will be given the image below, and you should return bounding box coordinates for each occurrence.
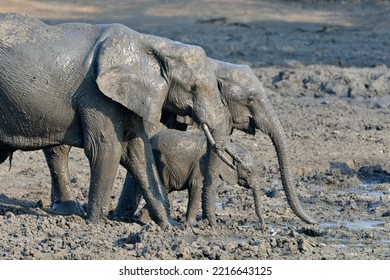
[0,0,389,259]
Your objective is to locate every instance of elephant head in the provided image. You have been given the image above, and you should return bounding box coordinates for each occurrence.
[219,141,266,228]
[96,26,228,139]
[208,58,317,225]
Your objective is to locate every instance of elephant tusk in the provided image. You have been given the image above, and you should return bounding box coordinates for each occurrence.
[202,123,237,170]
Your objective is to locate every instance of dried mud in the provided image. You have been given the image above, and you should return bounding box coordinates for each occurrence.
[0,0,389,260]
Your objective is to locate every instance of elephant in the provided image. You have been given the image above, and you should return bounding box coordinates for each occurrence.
[114,129,266,227]
[0,13,230,227]
[202,58,317,225]
[43,57,317,226]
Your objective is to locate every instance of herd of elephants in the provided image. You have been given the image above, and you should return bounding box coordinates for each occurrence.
[0,13,320,230]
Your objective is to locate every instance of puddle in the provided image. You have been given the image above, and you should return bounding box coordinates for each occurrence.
[318,237,390,249]
[344,220,386,229]
[215,201,224,210]
[348,95,390,108]
[358,182,389,196]
[318,220,390,249]
[320,220,386,230]
[333,182,389,197]
[215,198,234,210]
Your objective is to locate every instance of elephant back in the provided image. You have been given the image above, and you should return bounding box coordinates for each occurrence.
[150,129,207,190]
[151,129,206,162]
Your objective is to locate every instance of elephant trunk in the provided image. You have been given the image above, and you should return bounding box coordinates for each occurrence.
[255,104,317,224]
[251,183,266,229]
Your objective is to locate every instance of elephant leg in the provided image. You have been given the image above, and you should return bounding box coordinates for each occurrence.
[43,145,85,216]
[114,172,143,220]
[85,140,121,222]
[201,145,222,225]
[80,111,123,222]
[121,126,175,228]
[186,180,202,224]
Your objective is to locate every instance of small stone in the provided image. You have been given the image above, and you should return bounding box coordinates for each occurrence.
[5,211,15,220]
[224,242,236,251]
[298,239,311,252]
[135,242,144,250]
[36,199,43,209]
[269,238,277,248]
[123,243,135,250]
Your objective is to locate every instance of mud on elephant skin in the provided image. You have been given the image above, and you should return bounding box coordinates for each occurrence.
[0,13,228,227]
[114,129,266,227]
[45,57,316,226]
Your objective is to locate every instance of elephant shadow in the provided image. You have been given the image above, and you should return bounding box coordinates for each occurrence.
[329,162,390,185]
[0,193,47,217]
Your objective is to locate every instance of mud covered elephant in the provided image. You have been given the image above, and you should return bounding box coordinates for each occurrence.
[0,13,229,227]
[204,58,316,224]
[44,57,316,225]
[114,129,266,227]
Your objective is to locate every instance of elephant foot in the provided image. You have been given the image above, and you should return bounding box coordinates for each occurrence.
[204,217,217,227]
[139,209,181,229]
[184,214,201,226]
[137,207,151,223]
[168,218,182,228]
[258,222,267,231]
[51,200,85,216]
[111,208,150,224]
[110,211,137,223]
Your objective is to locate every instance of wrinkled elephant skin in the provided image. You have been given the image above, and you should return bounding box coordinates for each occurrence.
[0,13,226,227]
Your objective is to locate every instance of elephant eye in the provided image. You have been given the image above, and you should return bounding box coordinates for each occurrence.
[217,80,223,92]
[247,96,254,104]
[191,84,198,92]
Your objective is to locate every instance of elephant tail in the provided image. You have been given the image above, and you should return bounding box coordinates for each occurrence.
[8,152,13,170]
[0,151,14,170]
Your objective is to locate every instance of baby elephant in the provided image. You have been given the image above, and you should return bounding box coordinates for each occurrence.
[114,129,266,227]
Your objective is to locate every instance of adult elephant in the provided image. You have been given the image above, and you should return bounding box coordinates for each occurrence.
[0,13,228,227]
[202,58,316,224]
[44,58,317,225]
[207,58,317,224]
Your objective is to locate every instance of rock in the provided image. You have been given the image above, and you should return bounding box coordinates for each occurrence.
[382,211,390,217]
[5,211,15,220]
[297,238,312,252]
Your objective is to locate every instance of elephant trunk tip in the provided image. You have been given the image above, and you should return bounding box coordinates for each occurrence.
[302,214,318,225]
[293,206,317,225]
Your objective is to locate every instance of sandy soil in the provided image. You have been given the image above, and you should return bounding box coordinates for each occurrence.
[0,0,389,260]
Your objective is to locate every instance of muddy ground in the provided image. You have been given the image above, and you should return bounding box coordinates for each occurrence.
[0,0,389,260]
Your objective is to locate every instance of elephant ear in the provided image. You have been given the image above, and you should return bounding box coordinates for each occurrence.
[96,35,168,124]
[219,163,238,185]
